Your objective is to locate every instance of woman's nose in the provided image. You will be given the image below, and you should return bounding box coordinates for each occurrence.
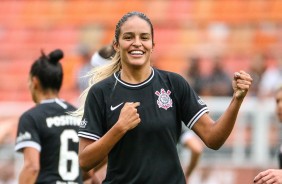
[132,38,142,47]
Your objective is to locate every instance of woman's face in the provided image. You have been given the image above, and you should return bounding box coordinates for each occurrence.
[275,89,282,122]
[115,16,154,69]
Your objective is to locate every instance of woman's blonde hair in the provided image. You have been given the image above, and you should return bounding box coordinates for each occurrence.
[72,52,121,118]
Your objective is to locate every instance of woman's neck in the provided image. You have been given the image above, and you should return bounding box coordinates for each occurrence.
[120,67,152,84]
[36,90,59,104]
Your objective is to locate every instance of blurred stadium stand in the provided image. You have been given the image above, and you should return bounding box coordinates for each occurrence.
[0,0,282,101]
[1,1,282,183]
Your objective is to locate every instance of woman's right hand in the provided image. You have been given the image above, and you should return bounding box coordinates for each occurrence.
[116,102,141,132]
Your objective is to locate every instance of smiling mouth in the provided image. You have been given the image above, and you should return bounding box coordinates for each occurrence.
[129,50,144,55]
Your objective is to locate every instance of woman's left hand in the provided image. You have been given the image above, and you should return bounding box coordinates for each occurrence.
[232,70,253,99]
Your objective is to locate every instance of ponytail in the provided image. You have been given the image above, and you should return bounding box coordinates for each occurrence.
[72,52,121,119]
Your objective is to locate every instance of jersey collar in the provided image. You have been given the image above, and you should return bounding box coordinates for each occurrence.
[40,98,67,109]
[114,67,154,88]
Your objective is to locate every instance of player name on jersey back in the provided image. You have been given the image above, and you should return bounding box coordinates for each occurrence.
[46,115,80,128]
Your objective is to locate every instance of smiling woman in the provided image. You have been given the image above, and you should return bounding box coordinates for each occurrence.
[116,15,154,74]
[73,11,253,184]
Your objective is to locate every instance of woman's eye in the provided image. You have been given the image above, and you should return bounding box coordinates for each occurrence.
[142,37,149,40]
[123,36,131,40]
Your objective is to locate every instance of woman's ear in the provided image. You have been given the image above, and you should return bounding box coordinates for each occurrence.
[31,76,40,90]
[151,43,155,53]
[113,40,119,52]
[29,76,41,104]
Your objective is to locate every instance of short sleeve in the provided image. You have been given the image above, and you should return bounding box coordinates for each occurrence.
[15,113,41,152]
[78,86,105,141]
[172,74,209,129]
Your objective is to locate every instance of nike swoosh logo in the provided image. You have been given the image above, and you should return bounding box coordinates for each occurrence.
[110,102,124,111]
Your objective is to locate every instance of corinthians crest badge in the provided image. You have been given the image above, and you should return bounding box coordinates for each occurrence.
[155,88,173,110]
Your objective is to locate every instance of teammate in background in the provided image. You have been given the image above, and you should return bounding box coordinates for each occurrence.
[90,44,116,68]
[76,45,94,92]
[254,86,282,184]
[76,44,116,93]
[179,127,203,183]
[75,11,252,183]
[14,49,100,184]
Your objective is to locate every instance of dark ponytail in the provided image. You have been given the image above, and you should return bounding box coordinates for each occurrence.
[30,49,64,91]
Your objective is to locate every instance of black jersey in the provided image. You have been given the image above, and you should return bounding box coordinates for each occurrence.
[78,68,209,184]
[15,98,83,184]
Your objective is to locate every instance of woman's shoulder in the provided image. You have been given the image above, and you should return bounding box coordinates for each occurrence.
[19,104,43,121]
[154,68,186,81]
[89,74,115,92]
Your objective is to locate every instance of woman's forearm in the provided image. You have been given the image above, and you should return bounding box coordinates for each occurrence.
[193,96,244,150]
[19,164,39,184]
[208,96,243,149]
[79,122,127,171]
